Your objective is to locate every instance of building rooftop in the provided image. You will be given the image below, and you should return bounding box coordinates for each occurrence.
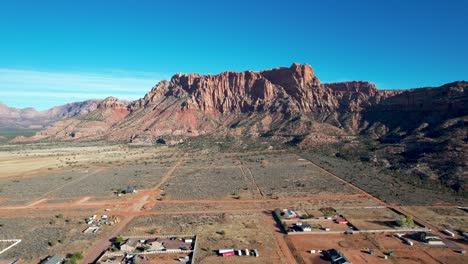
[40,255,63,264]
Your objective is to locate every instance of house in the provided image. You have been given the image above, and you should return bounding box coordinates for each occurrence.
[336,218,348,225]
[416,232,445,245]
[146,239,164,251]
[325,249,351,264]
[39,255,63,264]
[282,209,298,219]
[120,239,140,252]
[149,237,192,251]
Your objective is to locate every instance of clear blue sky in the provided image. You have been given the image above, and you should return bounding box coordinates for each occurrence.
[1,0,467,110]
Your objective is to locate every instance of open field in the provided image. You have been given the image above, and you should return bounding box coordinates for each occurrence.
[339,207,424,231]
[0,165,171,204]
[0,216,113,263]
[163,152,357,200]
[300,151,468,206]
[0,143,179,179]
[403,206,468,232]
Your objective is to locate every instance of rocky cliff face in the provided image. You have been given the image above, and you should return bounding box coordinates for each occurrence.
[32,63,466,143]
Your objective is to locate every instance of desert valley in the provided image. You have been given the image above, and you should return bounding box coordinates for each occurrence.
[1,1,467,263]
[0,63,467,264]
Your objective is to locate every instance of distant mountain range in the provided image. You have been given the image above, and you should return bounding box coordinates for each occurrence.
[0,100,100,129]
[2,63,467,192]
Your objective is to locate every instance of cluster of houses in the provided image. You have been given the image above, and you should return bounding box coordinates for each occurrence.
[218,248,259,257]
[119,237,193,253]
[98,236,195,264]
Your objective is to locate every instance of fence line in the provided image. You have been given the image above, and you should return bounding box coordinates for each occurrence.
[122,234,195,239]
[0,239,22,254]
[287,228,430,235]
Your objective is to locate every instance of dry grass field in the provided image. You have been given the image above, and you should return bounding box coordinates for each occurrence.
[0,216,113,263]
[403,206,468,231]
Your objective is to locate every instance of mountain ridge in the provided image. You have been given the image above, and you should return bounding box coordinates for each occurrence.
[5,63,467,192]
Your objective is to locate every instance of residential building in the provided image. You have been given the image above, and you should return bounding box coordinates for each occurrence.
[39,255,63,264]
[120,239,139,252]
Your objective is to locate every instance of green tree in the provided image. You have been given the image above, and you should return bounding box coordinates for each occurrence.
[396,215,408,227]
[115,236,124,245]
[64,252,83,264]
[407,215,414,227]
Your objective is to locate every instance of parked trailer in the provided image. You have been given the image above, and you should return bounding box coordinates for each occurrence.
[218,249,234,254]
[443,229,455,237]
[222,251,235,257]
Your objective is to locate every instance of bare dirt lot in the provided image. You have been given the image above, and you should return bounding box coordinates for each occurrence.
[289,233,468,264]
[339,207,420,231]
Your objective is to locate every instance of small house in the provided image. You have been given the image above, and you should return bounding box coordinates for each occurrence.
[146,239,164,251]
[120,239,139,252]
[283,209,298,219]
[39,255,63,264]
[325,249,351,264]
[416,232,445,245]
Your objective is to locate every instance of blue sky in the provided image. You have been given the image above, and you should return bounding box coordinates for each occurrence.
[0,0,467,110]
